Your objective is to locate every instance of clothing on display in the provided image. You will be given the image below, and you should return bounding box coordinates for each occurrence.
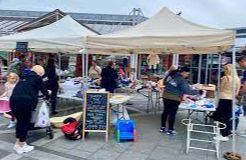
[147,54,160,69]
[89,65,102,79]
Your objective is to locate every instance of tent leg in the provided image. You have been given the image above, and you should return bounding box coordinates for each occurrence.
[217,54,222,102]
[198,54,202,83]
[205,54,209,84]
[82,52,84,78]
[232,47,236,153]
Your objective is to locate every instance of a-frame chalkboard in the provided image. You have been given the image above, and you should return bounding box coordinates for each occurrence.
[82,91,110,142]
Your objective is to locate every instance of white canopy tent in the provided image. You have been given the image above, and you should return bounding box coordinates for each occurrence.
[87,7,234,54]
[87,7,238,157]
[0,15,98,53]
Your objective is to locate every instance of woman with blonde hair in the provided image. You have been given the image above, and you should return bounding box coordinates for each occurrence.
[212,64,241,141]
[10,65,50,154]
[0,72,19,128]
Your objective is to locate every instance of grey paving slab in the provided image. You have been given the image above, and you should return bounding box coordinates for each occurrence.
[148,146,179,160]
[88,149,121,160]
[102,141,132,153]
[117,151,149,160]
[0,140,15,153]
[0,96,246,160]
[31,129,63,147]
[0,149,11,159]
[17,157,39,160]
[36,146,87,160]
[24,150,72,160]
[126,141,157,155]
[75,140,106,153]
[0,153,22,160]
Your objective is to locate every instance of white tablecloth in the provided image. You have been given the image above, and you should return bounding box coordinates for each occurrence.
[58,80,82,101]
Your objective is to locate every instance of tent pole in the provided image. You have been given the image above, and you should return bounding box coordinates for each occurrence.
[209,54,214,84]
[198,54,202,83]
[58,53,61,80]
[205,54,209,84]
[130,53,137,80]
[172,54,179,67]
[232,46,236,153]
[86,49,89,77]
[135,54,138,80]
[82,51,84,78]
[217,54,222,100]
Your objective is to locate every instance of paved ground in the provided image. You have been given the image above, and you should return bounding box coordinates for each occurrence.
[0,93,246,160]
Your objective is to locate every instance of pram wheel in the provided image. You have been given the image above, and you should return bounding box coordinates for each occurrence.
[46,127,54,139]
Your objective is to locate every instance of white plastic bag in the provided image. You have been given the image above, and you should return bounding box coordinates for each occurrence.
[34,101,50,128]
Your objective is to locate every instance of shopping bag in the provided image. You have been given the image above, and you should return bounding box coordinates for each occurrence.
[34,101,50,128]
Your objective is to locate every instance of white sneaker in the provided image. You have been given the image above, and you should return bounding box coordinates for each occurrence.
[13,144,34,154]
[213,135,229,142]
[22,144,34,153]
[7,121,16,129]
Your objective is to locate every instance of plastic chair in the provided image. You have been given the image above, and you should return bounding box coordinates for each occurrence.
[116,120,137,142]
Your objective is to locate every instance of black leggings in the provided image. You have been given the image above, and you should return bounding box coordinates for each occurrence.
[213,99,232,137]
[10,99,33,142]
[50,89,58,112]
[161,98,180,130]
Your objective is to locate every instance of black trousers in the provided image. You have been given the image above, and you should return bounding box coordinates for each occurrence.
[50,89,58,112]
[161,98,180,130]
[213,99,232,137]
[10,98,33,142]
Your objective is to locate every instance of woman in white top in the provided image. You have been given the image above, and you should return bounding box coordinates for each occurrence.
[89,60,101,79]
[212,64,240,141]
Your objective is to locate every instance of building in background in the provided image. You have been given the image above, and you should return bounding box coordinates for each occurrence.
[0,8,147,36]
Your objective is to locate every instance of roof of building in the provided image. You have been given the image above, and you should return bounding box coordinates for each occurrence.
[0,9,147,36]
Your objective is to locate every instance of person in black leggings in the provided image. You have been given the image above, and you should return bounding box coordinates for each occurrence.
[161,66,200,135]
[10,65,50,154]
[45,58,59,115]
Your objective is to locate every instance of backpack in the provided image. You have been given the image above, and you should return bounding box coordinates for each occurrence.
[61,117,88,140]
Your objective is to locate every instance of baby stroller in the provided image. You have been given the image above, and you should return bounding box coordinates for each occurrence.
[30,98,54,139]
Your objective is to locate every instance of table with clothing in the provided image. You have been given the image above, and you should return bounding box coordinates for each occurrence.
[58,78,132,121]
[179,94,216,121]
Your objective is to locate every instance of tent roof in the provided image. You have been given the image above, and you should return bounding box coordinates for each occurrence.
[87,7,235,54]
[0,15,98,53]
[235,38,246,47]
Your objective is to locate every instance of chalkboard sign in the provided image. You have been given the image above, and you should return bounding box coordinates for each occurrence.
[82,91,110,142]
[16,42,28,53]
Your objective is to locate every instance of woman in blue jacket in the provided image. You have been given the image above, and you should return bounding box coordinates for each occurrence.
[160,66,201,135]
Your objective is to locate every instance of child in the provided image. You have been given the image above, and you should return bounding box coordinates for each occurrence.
[0,72,19,128]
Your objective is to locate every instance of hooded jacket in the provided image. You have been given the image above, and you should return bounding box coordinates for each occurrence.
[10,71,49,107]
[163,72,199,101]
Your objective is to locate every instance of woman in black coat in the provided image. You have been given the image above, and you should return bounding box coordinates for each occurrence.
[45,58,59,115]
[100,61,118,93]
[10,65,50,154]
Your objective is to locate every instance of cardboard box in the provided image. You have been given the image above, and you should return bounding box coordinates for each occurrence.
[201,84,216,98]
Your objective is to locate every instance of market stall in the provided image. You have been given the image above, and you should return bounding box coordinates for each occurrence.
[0,15,97,53]
[86,7,236,157]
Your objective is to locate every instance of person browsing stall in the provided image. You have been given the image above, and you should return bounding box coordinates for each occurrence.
[100,61,118,93]
[89,60,102,80]
[45,58,59,115]
[237,56,246,116]
[161,66,202,135]
[0,72,19,128]
[10,65,50,154]
[211,64,240,141]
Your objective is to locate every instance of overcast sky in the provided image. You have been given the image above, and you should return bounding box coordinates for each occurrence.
[0,0,245,29]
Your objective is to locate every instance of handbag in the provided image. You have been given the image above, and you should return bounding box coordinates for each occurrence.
[34,101,50,128]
